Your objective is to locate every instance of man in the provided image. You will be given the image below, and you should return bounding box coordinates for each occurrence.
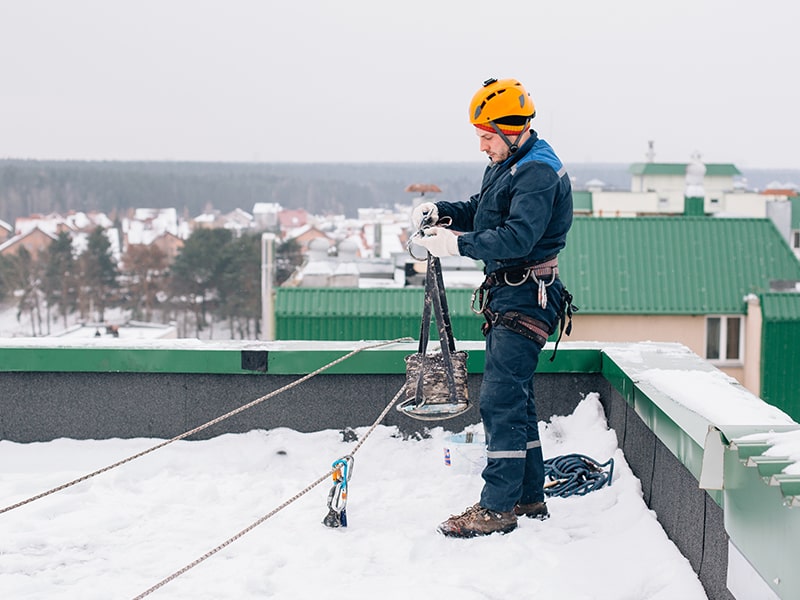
[412,77,574,538]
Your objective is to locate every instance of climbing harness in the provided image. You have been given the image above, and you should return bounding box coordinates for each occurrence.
[322,455,354,528]
[470,256,578,361]
[471,256,559,314]
[544,453,614,498]
[396,251,471,421]
[481,309,552,347]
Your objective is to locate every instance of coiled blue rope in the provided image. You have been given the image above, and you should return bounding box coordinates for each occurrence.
[543,453,614,498]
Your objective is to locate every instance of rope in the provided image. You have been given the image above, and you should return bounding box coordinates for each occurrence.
[133,384,407,599]
[0,338,412,516]
[543,453,614,498]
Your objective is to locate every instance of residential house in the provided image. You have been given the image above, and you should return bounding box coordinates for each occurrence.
[558,216,800,400]
[191,208,253,237]
[148,231,184,263]
[13,212,72,237]
[0,226,57,257]
[222,208,254,235]
[252,202,281,232]
[122,208,188,261]
[575,158,799,260]
[278,208,309,232]
[588,161,759,217]
[191,209,220,231]
[282,224,332,254]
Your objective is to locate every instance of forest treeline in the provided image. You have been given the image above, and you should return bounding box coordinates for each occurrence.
[0,159,484,225]
[2,159,795,228]
[0,227,303,338]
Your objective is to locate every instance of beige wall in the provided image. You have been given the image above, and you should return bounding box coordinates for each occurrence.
[743,296,762,395]
[591,189,770,219]
[632,173,734,195]
[568,313,749,392]
[592,191,676,217]
[709,192,766,217]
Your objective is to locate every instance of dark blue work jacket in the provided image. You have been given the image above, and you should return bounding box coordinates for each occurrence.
[436,130,573,276]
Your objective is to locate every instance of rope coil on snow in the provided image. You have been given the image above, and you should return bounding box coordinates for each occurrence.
[543,453,614,498]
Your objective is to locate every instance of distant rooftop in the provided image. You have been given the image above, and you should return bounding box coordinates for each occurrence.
[630,162,742,177]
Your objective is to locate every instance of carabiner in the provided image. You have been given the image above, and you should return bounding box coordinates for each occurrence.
[323,455,354,528]
[503,269,530,287]
[470,286,488,315]
[406,232,428,261]
[530,269,557,309]
[406,215,453,261]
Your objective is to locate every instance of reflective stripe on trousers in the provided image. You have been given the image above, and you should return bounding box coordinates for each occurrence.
[486,440,541,459]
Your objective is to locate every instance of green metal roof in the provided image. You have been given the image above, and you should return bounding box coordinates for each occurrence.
[792,197,800,229]
[760,292,800,321]
[629,163,741,177]
[274,217,800,337]
[559,217,800,314]
[274,287,487,341]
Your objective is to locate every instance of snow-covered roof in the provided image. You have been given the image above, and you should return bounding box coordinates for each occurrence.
[252,202,281,214]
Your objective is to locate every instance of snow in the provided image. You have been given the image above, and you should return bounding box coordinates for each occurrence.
[3,299,800,597]
[736,428,800,476]
[0,394,708,599]
[639,368,795,427]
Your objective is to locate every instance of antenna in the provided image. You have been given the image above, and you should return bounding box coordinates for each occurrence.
[646,140,656,163]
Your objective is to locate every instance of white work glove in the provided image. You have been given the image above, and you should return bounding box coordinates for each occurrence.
[411,202,439,231]
[416,226,460,257]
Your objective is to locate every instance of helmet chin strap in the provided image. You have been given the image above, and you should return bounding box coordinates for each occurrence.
[489,120,530,154]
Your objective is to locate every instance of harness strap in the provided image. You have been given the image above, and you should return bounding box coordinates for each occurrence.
[551,288,578,361]
[484,256,559,289]
[480,287,578,362]
[481,308,551,348]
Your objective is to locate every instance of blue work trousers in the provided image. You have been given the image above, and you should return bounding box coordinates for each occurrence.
[478,278,564,512]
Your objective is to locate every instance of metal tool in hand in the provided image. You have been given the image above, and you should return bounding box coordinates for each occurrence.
[406,212,453,261]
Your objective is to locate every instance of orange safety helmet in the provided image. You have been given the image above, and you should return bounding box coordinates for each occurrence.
[469,78,536,128]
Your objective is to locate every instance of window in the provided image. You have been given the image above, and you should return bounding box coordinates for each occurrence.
[792,230,800,250]
[706,316,742,363]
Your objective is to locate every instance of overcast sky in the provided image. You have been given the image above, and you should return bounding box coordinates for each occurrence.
[2,0,798,168]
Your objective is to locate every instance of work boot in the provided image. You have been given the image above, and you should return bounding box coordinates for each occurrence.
[437,503,517,538]
[513,501,550,520]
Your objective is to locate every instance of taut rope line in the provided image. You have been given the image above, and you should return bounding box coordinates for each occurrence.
[0,338,412,516]
[133,384,408,599]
